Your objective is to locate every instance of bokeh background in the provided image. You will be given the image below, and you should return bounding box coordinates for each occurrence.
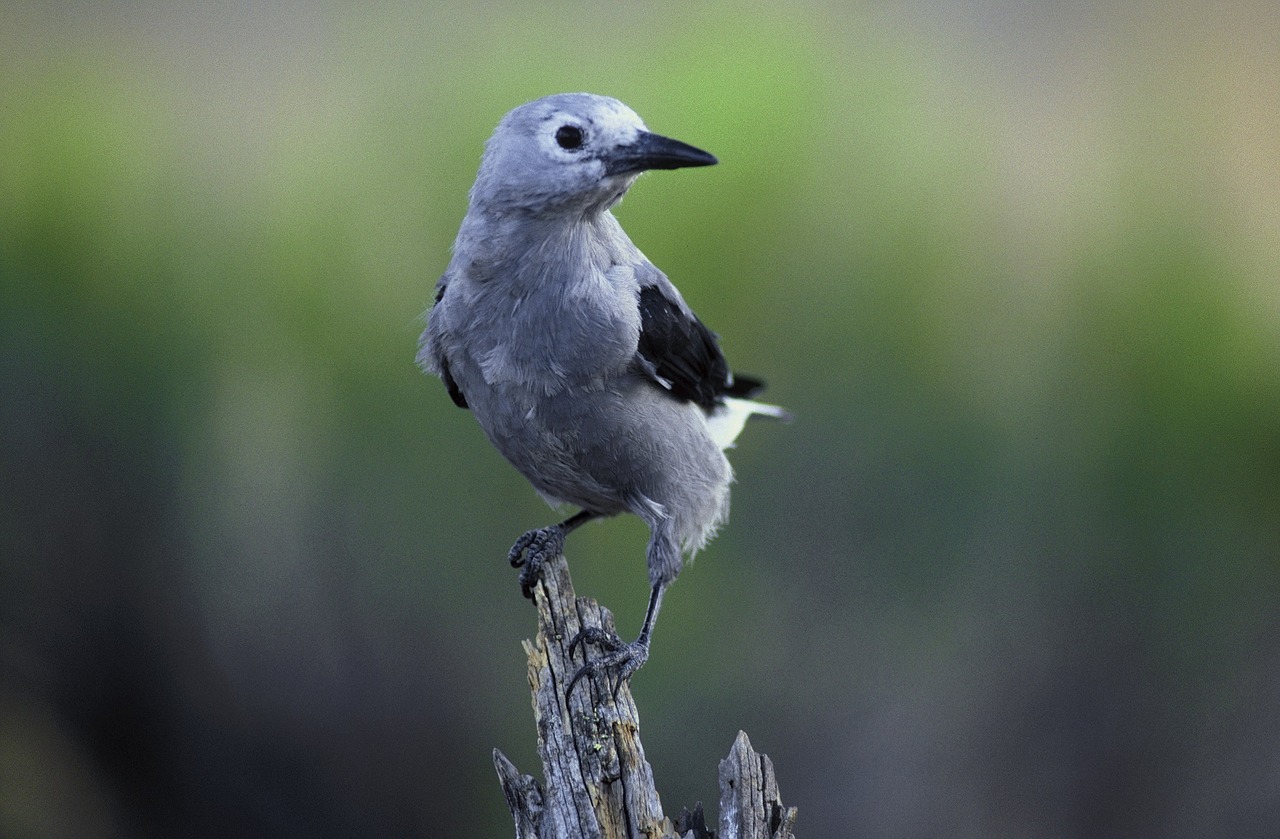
[4,1,1279,836]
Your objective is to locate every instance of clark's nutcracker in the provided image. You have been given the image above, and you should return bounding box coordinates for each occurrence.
[419,93,789,693]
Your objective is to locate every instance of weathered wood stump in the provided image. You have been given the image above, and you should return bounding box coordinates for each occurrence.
[493,553,797,839]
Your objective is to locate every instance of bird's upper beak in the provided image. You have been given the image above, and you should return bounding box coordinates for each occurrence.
[604,131,718,177]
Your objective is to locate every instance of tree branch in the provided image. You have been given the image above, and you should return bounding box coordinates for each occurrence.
[492,553,797,839]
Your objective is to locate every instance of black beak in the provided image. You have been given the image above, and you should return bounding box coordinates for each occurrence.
[604,131,718,177]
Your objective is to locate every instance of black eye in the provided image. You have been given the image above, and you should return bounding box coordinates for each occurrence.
[555,125,584,150]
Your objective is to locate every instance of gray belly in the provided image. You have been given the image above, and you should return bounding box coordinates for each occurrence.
[471,377,730,532]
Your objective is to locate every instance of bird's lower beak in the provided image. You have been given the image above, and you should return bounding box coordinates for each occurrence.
[604,131,718,176]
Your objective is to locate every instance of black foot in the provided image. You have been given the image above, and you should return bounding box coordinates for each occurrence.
[566,626,650,699]
[507,525,566,599]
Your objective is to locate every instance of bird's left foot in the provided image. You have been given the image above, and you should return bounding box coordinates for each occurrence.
[566,627,650,699]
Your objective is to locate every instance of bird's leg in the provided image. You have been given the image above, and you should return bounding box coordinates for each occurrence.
[567,583,665,699]
[508,509,598,599]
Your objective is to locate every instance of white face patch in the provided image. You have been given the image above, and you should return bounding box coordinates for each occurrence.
[540,100,646,162]
[589,100,647,147]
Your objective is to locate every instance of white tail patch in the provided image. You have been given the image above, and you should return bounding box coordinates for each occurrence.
[706,397,793,450]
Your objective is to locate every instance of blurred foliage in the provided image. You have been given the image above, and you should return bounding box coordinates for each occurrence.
[3,1,1279,837]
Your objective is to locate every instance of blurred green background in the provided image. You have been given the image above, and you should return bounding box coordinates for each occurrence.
[3,1,1279,836]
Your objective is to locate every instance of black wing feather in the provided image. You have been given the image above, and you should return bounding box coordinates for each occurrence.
[636,285,735,411]
[723,372,766,399]
[433,281,469,409]
[440,358,468,409]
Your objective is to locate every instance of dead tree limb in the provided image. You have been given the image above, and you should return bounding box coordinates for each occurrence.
[493,552,797,839]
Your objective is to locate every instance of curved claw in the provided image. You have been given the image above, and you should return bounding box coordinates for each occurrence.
[508,527,559,568]
[566,661,594,698]
[507,536,531,568]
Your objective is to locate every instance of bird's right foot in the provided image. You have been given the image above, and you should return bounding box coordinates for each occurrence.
[507,525,567,599]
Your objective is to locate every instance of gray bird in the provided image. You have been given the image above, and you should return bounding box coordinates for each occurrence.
[419,93,789,693]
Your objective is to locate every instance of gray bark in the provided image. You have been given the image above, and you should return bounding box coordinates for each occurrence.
[493,553,797,838]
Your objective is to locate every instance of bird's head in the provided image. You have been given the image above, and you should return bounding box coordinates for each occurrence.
[468,93,717,217]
